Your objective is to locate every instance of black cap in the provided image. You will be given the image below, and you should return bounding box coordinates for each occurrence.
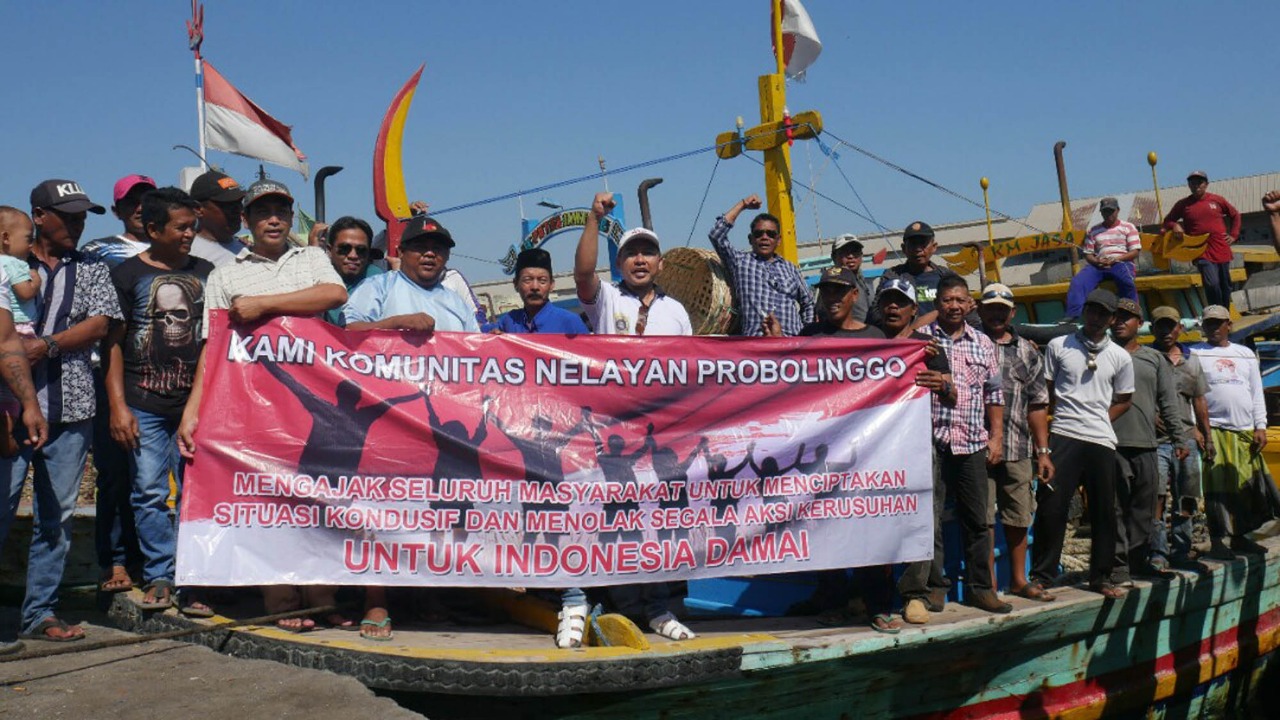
[514,247,552,274]
[1084,288,1119,313]
[190,171,246,203]
[816,266,858,288]
[903,221,934,241]
[1099,197,1120,213]
[401,215,455,248]
[30,179,105,214]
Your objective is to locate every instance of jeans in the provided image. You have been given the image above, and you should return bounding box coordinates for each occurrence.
[1031,434,1117,587]
[1152,443,1201,560]
[128,408,183,585]
[0,420,91,635]
[93,371,138,573]
[1065,262,1138,317]
[1196,260,1233,309]
[561,587,586,606]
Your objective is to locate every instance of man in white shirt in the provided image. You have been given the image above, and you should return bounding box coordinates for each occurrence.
[187,170,248,268]
[1030,289,1135,598]
[1190,305,1273,560]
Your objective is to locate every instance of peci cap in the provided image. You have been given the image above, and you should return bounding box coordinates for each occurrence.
[401,215,455,248]
[616,227,661,255]
[1187,170,1209,182]
[1201,305,1231,321]
[112,174,156,204]
[243,178,293,208]
[1116,298,1143,319]
[1084,287,1119,313]
[980,282,1016,308]
[1151,306,1182,324]
[816,266,859,288]
[190,171,246,203]
[832,233,863,254]
[30,179,106,215]
[1099,197,1120,213]
[878,277,917,305]
[902,221,934,241]
[514,247,553,274]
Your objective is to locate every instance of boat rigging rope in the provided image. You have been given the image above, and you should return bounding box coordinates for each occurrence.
[684,156,722,246]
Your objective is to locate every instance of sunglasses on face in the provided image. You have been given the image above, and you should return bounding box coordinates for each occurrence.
[751,228,779,239]
[333,243,369,257]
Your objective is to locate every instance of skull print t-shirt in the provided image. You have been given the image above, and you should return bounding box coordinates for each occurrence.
[110,255,215,417]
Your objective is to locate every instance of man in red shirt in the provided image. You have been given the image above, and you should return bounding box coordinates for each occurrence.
[1161,171,1241,308]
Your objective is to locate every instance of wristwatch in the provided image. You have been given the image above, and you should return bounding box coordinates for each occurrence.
[41,336,61,359]
[939,380,953,397]
[1036,447,1052,456]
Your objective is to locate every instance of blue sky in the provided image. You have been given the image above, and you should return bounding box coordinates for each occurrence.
[3,1,1276,281]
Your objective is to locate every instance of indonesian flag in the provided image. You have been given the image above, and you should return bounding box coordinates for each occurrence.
[773,0,822,81]
[202,61,309,179]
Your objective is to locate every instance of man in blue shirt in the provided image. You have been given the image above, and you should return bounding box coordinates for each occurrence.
[342,215,479,333]
[495,248,588,334]
[316,215,383,325]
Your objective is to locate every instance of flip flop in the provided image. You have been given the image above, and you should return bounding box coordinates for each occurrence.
[275,618,315,634]
[322,613,359,631]
[140,581,174,611]
[869,613,903,635]
[1012,581,1056,603]
[360,617,394,642]
[99,567,133,593]
[19,617,84,643]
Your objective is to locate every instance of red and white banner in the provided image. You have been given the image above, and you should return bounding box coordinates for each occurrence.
[177,314,933,587]
[774,0,823,81]
[202,61,309,178]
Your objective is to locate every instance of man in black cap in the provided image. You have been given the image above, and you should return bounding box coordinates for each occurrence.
[830,233,871,323]
[1065,197,1141,318]
[870,221,958,329]
[342,215,479,332]
[764,267,882,339]
[4,180,122,641]
[494,248,588,334]
[1031,288,1134,599]
[1162,171,1241,308]
[188,170,248,267]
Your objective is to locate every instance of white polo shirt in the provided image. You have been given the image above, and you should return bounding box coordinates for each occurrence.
[202,245,344,338]
[1044,333,1135,449]
[582,282,691,336]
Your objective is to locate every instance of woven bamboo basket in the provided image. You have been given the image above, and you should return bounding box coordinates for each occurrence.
[656,247,739,336]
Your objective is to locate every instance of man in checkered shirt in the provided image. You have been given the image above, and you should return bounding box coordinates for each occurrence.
[708,194,814,336]
[1065,196,1140,318]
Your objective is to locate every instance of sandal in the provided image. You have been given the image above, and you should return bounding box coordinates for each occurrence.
[19,617,84,643]
[140,580,174,611]
[1090,583,1128,599]
[275,617,315,633]
[360,611,394,642]
[322,613,359,631]
[869,613,903,635]
[649,612,696,641]
[178,590,216,618]
[99,566,133,593]
[556,602,590,649]
[1012,581,1056,602]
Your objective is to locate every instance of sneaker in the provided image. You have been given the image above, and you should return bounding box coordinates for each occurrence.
[1205,539,1237,562]
[902,598,930,624]
[967,590,1013,614]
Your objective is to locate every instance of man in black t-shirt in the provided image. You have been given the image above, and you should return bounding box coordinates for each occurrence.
[764,266,883,339]
[870,221,959,330]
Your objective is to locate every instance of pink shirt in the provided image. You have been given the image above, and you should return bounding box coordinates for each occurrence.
[1084,220,1141,262]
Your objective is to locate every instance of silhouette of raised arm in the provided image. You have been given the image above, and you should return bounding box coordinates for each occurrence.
[261,359,322,410]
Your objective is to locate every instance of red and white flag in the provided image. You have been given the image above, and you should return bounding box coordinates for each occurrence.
[202,61,309,178]
[773,0,822,81]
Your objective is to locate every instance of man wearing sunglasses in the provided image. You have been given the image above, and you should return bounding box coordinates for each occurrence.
[1065,197,1140,319]
[319,216,382,325]
[708,194,813,336]
[188,170,248,268]
[1162,172,1241,309]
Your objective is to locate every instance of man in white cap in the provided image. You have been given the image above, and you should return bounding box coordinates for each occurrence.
[1190,305,1274,560]
[1162,171,1241,309]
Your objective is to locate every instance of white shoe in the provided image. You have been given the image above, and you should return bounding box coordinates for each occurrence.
[649,612,695,641]
[555,602,589,649]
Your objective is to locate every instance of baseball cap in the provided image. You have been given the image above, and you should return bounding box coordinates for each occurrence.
[1150,306,1182,324]
[1099,197,1120,213]
[816,266,858,288]
[242,179,294,208]
[1116,298,1143,319]
[190,171,246,203]
[616,227,661,255]
[30,179,106,215]
[902,221,935,241]
[1202,305,1231,321]
[514,247,552,274]
[112,174,156,204]
[1187,170,1209,182]
[1084,288,1119,313]
[832,233,863,254]
[401,215,455,248]
[980,283,1016,308]
[878,277,917,305]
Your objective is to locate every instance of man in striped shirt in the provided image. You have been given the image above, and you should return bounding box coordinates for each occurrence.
[1065,197,1140,318]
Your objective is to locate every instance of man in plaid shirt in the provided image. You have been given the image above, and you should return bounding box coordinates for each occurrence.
[915,275,1010,619]
[708,194,814,336]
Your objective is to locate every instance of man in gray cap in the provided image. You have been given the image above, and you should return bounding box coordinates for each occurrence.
[1065,197,1140,318]
[1162,171,1241,308]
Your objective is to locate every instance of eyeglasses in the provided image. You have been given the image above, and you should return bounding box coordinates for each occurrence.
[333,243,369,257]
[751,228,779,239]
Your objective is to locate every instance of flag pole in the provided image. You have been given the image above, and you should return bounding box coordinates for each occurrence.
[188,1,208,171]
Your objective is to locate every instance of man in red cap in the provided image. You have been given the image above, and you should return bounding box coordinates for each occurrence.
[81,175,157,267]
[1162,171,1241,309]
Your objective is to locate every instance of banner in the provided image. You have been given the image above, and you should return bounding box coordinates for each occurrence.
[177,314,934,587]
